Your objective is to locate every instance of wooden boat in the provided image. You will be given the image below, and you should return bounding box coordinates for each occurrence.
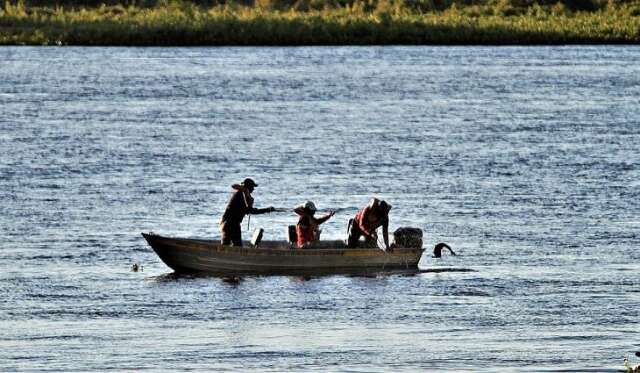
[142,232,425,275]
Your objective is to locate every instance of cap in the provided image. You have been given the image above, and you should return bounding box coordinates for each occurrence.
[304,201,317,212]
[241,178,258,188]
[379,200,392,212]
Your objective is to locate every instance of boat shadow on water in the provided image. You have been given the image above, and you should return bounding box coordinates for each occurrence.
[146,267,477,283]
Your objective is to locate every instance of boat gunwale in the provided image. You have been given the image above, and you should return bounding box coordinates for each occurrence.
[142,232,425,256]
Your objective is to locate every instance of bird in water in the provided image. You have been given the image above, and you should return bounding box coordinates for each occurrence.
[131,263,143,272]
[433,243,456,258]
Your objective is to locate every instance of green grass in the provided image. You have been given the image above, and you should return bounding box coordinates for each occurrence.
[1,0,639,45]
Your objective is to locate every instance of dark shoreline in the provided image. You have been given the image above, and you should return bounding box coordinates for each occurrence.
[2,2,639,46]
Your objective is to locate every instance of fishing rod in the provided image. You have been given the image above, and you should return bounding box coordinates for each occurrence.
[269,206,356,214]
[246,206,345,230]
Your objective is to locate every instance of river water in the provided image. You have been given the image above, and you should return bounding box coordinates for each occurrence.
[1,46,639,371]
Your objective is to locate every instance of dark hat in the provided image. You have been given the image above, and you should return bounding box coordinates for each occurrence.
[379,200,392,213]
[241,178,258,187]
[302,201,317,212]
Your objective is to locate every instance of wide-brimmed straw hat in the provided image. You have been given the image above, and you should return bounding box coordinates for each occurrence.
[295,201,317,214]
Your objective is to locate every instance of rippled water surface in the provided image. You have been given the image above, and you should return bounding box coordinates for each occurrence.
[1,46,639,371]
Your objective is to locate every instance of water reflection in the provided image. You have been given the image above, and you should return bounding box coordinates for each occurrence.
[146,267,477,284]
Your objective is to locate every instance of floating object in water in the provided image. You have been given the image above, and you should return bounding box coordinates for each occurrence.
[433,243,456,258]
[222,276,242,284]
[131,263,143,272]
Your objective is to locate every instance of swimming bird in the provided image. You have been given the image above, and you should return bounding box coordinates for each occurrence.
[433,243,456,258]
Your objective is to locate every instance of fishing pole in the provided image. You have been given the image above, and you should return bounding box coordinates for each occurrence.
[268,207,352,214]
[246,207,333,231]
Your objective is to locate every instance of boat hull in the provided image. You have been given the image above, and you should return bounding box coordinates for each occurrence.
[142,233,425,275]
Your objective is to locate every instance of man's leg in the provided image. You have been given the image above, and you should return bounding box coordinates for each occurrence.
[221,222,231,245]
[347,219,362,248]
[230,223,243,247]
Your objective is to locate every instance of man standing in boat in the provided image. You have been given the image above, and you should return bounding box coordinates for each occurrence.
[347,198,391,250]
[220,178,275,246]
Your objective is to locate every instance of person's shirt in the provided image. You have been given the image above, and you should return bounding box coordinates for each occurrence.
[355,206,388,235]
[221,189,269,225]
[296,215,316,248]
[295,212,332,248]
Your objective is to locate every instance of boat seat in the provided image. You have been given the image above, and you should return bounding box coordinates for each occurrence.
[285,226,348,249]
[305,240,348,249]
[251,228,264,247]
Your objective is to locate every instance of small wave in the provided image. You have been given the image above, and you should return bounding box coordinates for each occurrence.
[21,334,83,341]
[27,293,83,300]
[419,268,477,273]
[28,254,74,260]
[450,289,491,297]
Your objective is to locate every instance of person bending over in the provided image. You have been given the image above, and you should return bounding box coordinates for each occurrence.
[347,198,391,250]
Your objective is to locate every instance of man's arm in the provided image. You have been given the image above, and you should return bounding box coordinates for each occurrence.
[315,211,335,225]
[248,206,275,214]
[382,218,389,250]
[244,191,274,214]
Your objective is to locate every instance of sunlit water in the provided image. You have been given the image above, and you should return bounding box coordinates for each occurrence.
[1,46,639,372]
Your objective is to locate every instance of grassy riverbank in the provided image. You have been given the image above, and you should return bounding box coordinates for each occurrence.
[2,0,639,45]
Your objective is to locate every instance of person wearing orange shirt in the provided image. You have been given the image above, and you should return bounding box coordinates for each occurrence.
[294,201,335,248]
[347,198,391,250]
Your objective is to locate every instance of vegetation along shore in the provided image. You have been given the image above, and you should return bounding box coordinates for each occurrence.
[2,0,640,45]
